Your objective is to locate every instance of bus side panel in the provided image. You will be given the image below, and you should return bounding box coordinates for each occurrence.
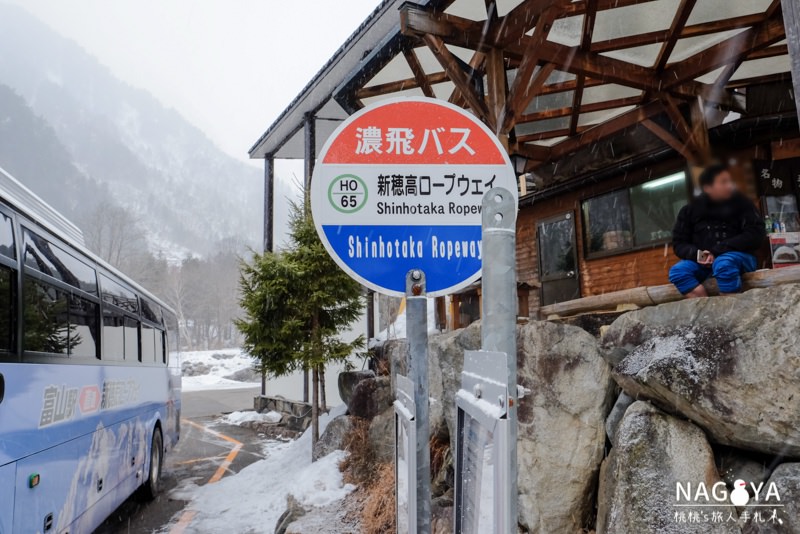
[0,361,170,532]
[12,434,89,534]
[0,463,15,534]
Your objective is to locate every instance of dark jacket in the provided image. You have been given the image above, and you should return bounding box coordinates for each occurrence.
[672,192,765,261]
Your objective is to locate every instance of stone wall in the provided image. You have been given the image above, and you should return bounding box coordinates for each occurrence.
[254,396,313,433]
[374,284,800,533]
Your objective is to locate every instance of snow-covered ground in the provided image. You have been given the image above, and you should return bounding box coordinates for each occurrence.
[180,348,259,392]
[171,405,354,533]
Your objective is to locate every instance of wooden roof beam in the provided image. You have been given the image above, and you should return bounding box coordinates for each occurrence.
[403,48,435,98]
[518,95,642,122]
[356,72,449,99]
[570,0,598,135]
[654,0,697,71]
[545,100,664,160]
[591,13,764,54]
[500,5,560,133]
[422,34,495,130]
[642,119,697,162]
[662,14,786,87]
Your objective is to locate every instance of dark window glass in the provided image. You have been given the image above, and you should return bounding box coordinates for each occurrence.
[0,213,15,259]
[630,172,687,246]
[23,277,69,354]
[583,190,633,255]
[156,330,165,364]
[124,317,139,361]
[164,311,179,357]
[766,194,800,232]
[102,308,125,360]
[100,274,139,314]
[69,294,98,358]
[22,229,97,293]
[141,324,156,363]
[0,266,14,352]
[141,298,162,324]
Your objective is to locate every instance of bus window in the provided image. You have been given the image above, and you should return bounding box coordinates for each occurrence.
[156,330,165,364]
[141,324,156,363]
[102,308,125,360]
[0,266,14,352]
[22,229,97,294]
[23,277,68,355]
[141,298,162,324]
[100,274,139,314]
[124,317,139,361]
[0,213,14,259]
[69,294,99,359]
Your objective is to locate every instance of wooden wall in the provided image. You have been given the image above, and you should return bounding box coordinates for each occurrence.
[516,159,688,312]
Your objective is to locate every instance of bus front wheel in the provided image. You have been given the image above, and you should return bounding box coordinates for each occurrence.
[139,428,163,501]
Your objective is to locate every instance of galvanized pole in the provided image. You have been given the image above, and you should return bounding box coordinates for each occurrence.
[406,269,431,533]
[481,187,518,533]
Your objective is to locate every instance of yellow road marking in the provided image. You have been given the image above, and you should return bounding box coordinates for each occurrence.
[169,419,244,533]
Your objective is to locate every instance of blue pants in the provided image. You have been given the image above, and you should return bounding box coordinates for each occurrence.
[669,252,757,294]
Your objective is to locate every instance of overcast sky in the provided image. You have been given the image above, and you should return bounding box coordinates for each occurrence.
[9,0,381,165]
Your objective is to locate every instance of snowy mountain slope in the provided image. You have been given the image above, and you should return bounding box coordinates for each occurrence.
[0,3,261,255]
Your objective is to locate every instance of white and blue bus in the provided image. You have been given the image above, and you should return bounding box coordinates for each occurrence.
[0,167,181,534]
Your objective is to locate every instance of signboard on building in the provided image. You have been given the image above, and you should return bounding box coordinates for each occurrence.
[310,97,518,296]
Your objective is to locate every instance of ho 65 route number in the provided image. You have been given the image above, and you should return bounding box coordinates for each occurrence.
[328,174,368,214]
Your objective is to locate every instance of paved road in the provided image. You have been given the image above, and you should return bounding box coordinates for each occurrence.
[95,386,265,534]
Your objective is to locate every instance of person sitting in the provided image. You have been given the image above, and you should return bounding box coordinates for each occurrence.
[669,164,766,298]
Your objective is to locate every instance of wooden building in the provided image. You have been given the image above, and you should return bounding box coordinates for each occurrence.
[250,0,800,330]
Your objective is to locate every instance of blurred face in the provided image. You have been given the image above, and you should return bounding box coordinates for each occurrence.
[702,170,736,201]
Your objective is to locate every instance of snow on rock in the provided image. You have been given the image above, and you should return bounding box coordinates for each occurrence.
[370,297,441,347]
[180,348,259,392]
[222,410,282,426]
[175,405,353,533]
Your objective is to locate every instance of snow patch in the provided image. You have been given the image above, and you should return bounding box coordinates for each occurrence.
[222,410,282,426]
[174,405,352,533]
[180,348,258,392]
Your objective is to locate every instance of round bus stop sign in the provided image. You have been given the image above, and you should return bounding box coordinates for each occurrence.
[310,97,518,297]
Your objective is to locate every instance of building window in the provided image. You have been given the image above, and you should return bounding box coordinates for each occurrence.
[582,171,687,257]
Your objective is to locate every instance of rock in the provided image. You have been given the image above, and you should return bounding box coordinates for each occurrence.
[338,370,375,407]
[368,407,395,463]
[211,352,236,360]
[313,415,353,461]
[431,497,454,534]
[605,391,634,442]
[181,360,211,377]
[715,447,773,494]
[223,367,260,382]
[514,320,615,533]
[604,285,800,456]
[274,495,307,534]
[597,401,738,534]
[348,376,392,420]
[743,462,800,534]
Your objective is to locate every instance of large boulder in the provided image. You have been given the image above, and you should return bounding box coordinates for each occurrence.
[348,376,392,420]
[338,370,375,407]
[313,415,353,461]
[514,320,615,533]
[598,401,738,534]
[604,285,800,456]
[388,319,613,533]
[368,407,395,463]
[743,463,800,534]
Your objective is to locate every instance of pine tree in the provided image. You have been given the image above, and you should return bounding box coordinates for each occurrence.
[237,203,365,454]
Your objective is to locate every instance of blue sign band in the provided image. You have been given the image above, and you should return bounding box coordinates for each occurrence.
[322,225,483,293]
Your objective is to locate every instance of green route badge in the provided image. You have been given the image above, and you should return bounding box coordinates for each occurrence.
[328,174,368,213]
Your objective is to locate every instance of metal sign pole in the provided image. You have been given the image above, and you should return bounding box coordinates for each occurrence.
[406,269,431,534]
[481,187,518,532]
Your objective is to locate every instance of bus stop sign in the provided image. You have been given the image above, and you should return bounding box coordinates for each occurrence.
[310,97,518,296]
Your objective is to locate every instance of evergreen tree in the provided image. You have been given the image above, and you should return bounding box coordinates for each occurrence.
[237,203,365,452]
